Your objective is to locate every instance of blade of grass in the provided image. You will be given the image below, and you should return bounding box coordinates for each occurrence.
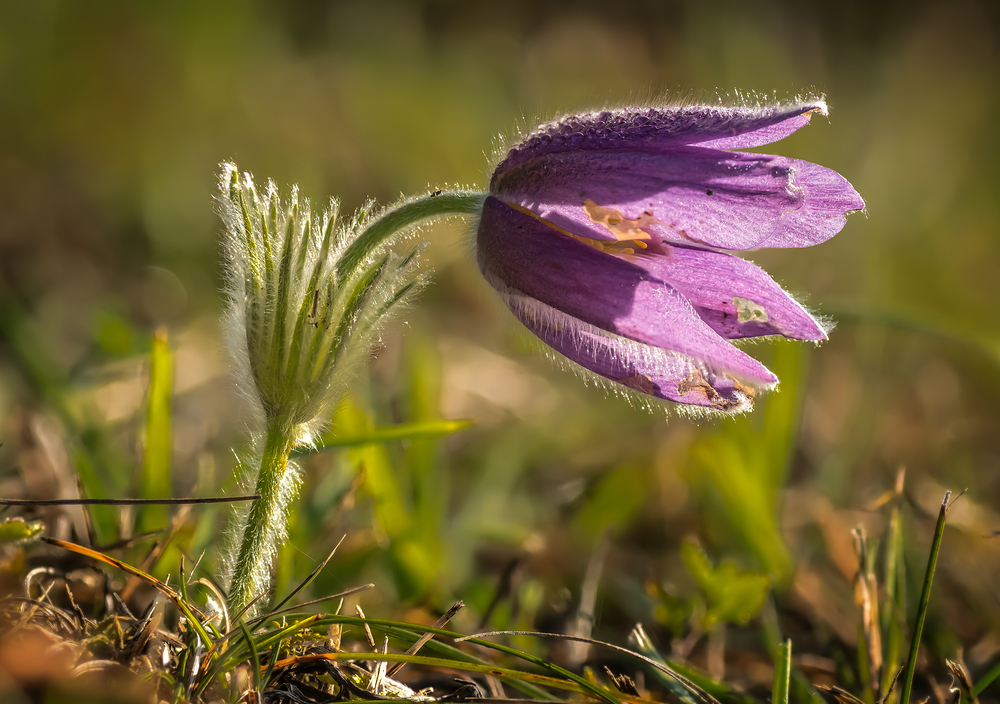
[971,660,1000,698]
[138,328,173,533]
[630,623,754,704]
[193,584,375,694]
[386,600,465,678]
[881,470,906,702]
[261,635,283,690]
[197,614,321,694]
[267,537,344,614]
[898,491,952,704]
[281,616,561,701]
[760,600,826,704]
[42,536,213,648]
[238,619,262,700]
[852,527,879,704]
[460,630,718,704]
[630,623,714,704]
[293,418,473,457]
[268,651,659,703]
[773,640,791,704]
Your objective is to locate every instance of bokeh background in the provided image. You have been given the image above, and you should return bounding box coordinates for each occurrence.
[2,0,999,698]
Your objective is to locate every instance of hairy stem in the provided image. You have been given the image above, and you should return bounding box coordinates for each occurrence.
[228,420,298,617]
[336,191,485,280]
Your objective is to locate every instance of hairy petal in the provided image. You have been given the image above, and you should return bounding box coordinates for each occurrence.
[635,243,827,340]
[501,290,763,412]
[493,100,827,176]
[493,148,864,250]
[477,196,777,386]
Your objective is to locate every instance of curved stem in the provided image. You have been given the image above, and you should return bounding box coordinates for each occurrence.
[336,191,486,280]
[228,420,298,617]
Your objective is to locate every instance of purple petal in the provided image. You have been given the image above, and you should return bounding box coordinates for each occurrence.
[636,243,827,340]
[492,147,863,250]
[477,196,778,388]
[502,289,762,412]
[494,100,826,177]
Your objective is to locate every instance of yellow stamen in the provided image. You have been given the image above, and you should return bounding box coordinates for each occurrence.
[583,199,659,241]
[506,202,651,257]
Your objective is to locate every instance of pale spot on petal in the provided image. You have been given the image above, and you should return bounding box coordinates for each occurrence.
[733,296,769,324]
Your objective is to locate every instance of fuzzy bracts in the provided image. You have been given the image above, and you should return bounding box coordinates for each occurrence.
[217,165,440,615]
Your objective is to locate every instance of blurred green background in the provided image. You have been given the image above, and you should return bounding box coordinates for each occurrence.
[2,0,999,695]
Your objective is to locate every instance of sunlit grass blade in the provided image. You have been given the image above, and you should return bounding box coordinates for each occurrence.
[881,469,906,701]
[193,584,375,695]
[265,650,663,703]
[261,635,283,692]
[899,491,953,704]
[277,616,557,700]
[971,658,1000,698]
[43,536,214,652]
[386,600,464,678]
[292,418,474,457]
[238,618,262,700]
[761,600,825,704]
[268,538,344,614]
[773,639,791,704]
[252,583,374,625]
[852,527,880,704]
[630,623,754,704]
[138,328,172,533]
[197,614,322,694]
[460,629,721,704]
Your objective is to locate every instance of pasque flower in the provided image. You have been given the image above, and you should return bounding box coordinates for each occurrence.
[476,99,864,413]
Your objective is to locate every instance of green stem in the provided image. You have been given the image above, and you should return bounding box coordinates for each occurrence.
[228,420,298,617]
[899,492,950,704]
[336,191,485,281]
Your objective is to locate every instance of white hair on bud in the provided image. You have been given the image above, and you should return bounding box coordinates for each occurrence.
[487,91,829,179]
[216,164,440,612]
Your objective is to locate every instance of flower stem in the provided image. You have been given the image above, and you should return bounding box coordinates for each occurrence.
[336,191,485,280]
[228,419,298,617]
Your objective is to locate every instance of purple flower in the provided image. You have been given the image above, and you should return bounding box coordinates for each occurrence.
[476,99,864,414]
